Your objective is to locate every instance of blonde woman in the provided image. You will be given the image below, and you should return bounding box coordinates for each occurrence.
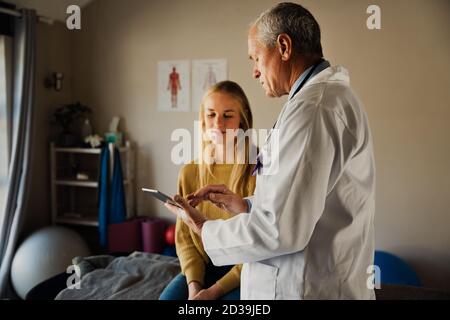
[159,81,256,300]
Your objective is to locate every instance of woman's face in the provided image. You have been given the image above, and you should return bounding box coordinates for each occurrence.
[203,92,242,145]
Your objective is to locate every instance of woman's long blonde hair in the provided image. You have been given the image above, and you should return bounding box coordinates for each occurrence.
[198,81,254,195]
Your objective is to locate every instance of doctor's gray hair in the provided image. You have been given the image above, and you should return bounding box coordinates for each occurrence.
[251,2,323,57]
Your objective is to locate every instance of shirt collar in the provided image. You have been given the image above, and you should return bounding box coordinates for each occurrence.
[288,59,331,100]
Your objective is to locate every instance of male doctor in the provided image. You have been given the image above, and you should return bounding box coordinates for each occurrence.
[167,2,376,300]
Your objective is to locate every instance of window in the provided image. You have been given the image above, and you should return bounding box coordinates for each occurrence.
[0,35,12,217]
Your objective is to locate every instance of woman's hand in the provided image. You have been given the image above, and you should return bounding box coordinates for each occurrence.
[188,281,202,300]
[191,283,224,300]
[164,195,206,236]
[187,184,248,216]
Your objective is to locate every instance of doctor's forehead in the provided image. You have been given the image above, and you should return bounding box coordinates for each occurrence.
[247,27,260,58]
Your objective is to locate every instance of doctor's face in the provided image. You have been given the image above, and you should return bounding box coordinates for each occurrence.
[203,92,241,145]
[248,27,285,98]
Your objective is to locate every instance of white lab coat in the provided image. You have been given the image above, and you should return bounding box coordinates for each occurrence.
[202,66,376,300]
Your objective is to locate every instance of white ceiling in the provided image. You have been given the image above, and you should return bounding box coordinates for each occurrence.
[7,0,94,22]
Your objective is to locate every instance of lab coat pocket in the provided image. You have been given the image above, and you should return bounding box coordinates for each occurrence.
[245,262,278,300]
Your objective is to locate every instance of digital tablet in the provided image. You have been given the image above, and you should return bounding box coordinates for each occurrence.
[142,188,184,209]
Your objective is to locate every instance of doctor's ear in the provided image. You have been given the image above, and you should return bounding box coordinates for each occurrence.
[276,33,292,61]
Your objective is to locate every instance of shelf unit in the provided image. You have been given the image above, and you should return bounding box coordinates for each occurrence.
[50,141,135,228]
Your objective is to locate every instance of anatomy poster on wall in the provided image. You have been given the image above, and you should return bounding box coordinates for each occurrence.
[191,59,227,111]
[158,60,190,112]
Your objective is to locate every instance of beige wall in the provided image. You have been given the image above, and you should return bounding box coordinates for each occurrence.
[23,21,73,235]
[31,0,448,289]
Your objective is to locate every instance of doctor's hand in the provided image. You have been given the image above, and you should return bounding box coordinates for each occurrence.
[164,195,206,236]
[187,184,248,216]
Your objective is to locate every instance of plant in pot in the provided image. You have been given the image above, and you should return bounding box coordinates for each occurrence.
[53,101,92,147]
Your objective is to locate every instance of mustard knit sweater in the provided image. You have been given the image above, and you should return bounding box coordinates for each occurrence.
[175,163,256,294]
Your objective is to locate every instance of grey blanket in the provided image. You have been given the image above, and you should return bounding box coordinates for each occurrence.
[55,252,180,300]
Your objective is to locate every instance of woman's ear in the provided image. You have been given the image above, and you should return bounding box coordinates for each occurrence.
[276,33,292,61]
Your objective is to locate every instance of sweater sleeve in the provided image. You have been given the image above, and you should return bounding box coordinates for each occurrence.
[175,167,206,286]
[215,264,242,294]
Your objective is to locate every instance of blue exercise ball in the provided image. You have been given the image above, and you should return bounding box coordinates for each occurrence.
[11,226,91,299]
[374,250,421,287]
